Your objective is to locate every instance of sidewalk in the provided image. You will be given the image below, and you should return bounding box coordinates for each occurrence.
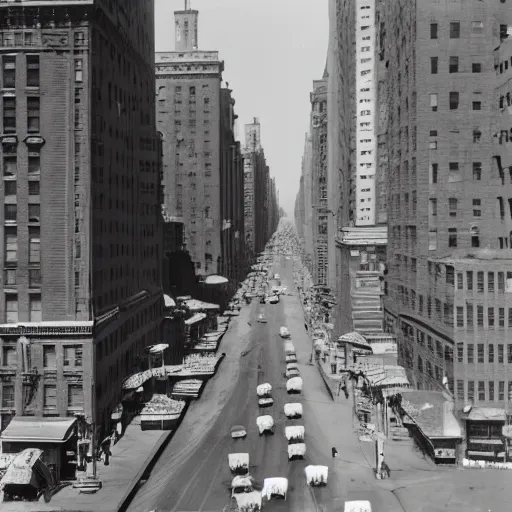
[1,307,249,512]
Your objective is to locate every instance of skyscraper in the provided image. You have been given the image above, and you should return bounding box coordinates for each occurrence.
[156,1,224,276]
[0,0,162,436]
[382,0,512,441]
[327,0,387,337]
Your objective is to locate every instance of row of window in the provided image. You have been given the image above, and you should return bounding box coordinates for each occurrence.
[0,383,83,410]
[4,227,40,264]
[4,293,41,322]
[456,342,512,364]
[430,56,482,74]
[2,96,40,133]
[456,380,508,403]
[2,55,40,88]
[429,21,484,40]
[428,88,483,111]
[430,162,482,183]
[428,197,481,218]
[1,344,82,368]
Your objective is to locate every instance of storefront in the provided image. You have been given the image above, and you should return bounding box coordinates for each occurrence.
[1,417,78,482]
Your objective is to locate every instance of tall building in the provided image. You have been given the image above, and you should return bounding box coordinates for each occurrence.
[302,132,314,274]
[382,0,512,435]
[156,1,224,276]
[294,173,305,240]
[327,0,387,338]
[310,73,329,286]
[243,118,277,257]
[219,86,245,283]
[0,0,162,435]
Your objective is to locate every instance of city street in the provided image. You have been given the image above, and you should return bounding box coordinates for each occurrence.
[127,254,512,512]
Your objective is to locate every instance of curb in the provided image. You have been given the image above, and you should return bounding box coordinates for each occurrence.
[316,361,336,401]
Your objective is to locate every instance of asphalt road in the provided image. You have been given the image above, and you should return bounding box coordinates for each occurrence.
[128,257,320,512]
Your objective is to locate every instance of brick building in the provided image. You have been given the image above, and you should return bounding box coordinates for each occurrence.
[327,0,387,338]
[310,74,329,286]
[243,118,278,258]
[382,0,512,427]
[219,86,245,284]
[294,174,305,239]
[0,0,163,436]
[300,132,314,273]
[156,1,224,277]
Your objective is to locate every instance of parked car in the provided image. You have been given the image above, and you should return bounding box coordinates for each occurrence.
[230,425,247,439]
[257,314,267,323]
[279,327,291,338]
[268,295,279,304]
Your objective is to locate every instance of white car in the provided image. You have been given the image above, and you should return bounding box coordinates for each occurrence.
[258,397,274,407]
[230,425,247,439]
[268,295,279,304]
[274,273,280,280]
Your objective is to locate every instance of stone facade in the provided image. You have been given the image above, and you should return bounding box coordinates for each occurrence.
[0,0,163,434]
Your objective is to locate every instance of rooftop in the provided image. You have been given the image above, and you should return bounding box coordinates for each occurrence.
[401,390,462,439]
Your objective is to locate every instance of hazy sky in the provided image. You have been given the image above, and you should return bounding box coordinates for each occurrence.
[155,0,329,219]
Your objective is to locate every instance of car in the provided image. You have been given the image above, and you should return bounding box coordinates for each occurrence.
[258,314,267,323]
[268,295,279,304]
[230,425,247,439]
[260,297,266,304]
[274,273,280,280]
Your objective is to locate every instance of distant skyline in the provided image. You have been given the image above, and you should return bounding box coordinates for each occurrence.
[155,0,329,219]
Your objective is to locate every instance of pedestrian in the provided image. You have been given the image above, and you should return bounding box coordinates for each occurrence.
[100,435,112,466]
[332,447,338,458]
[304,322,308,331]
[381,461,391,478]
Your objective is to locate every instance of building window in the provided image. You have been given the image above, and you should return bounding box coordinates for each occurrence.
[449,56,459,73]
[498,344,504,364]
[26,55,39,87]
[472,101,482,111]
[430,23,438,39]
[472,63,482,73]
[467,302,474,327]
[489,381,494,402]
[457,306,464,327]
[43,345,56,368]
[472,21,484,34]
[467,271,473,290]
[29,227,40,264]
[468,381,475,401]
[3,97,16,133]
[500,307,505,327]
[3,156,16,178]
[509,344,512,364]
[448,228,457,247]
[4,204,16,224]
[28,203,40,223]
[4,180,15,196]
[431,57,438,74]
[28,268,41,288]
[43,385,57,410]
[430,93,438,111]
[28,155,40,175]
[5,293,17,323]
[449,198,458,217]
[68,384,83,409]
[431,163,438,183]
[2,56,15,88]
[473,130,481,143]
[499,381,505,401]
[429,198,437,217]
[4,227,17,264]
[477,305,484,326]
[473,162,482,181]
[449,92,459,110]
[4,268,15,286]
[29,294,41,322]
[429,141,437,150]
[450,22,460,38]
[74,60,83,82]
[478,381,485,401]
[63,345,82,367]
[1,384,14,408]
[28,180,40,195]
[27,97,40,133]
[456,380,464,400]
[472,198,481,217]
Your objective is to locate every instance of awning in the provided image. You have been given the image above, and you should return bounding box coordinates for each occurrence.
[184,299,220,311]
[1,417,77,443]
[163,294,176,308]
[184,312,207,325]
[338,331,372,350]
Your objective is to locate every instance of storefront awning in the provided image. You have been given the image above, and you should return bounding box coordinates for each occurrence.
[1,417,77,443]
[184,299,220,311]
[338,331,372,350]
[184,312,207,325]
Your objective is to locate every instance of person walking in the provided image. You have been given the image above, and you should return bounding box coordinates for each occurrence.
[332,447,338,458]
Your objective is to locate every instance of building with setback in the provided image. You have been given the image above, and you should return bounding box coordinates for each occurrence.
[327,0,387,338]
[382,0,512,443]
[0,0,163,436]
[156,1,224,277]
[310,74,329,286]
[243,118,278,258]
